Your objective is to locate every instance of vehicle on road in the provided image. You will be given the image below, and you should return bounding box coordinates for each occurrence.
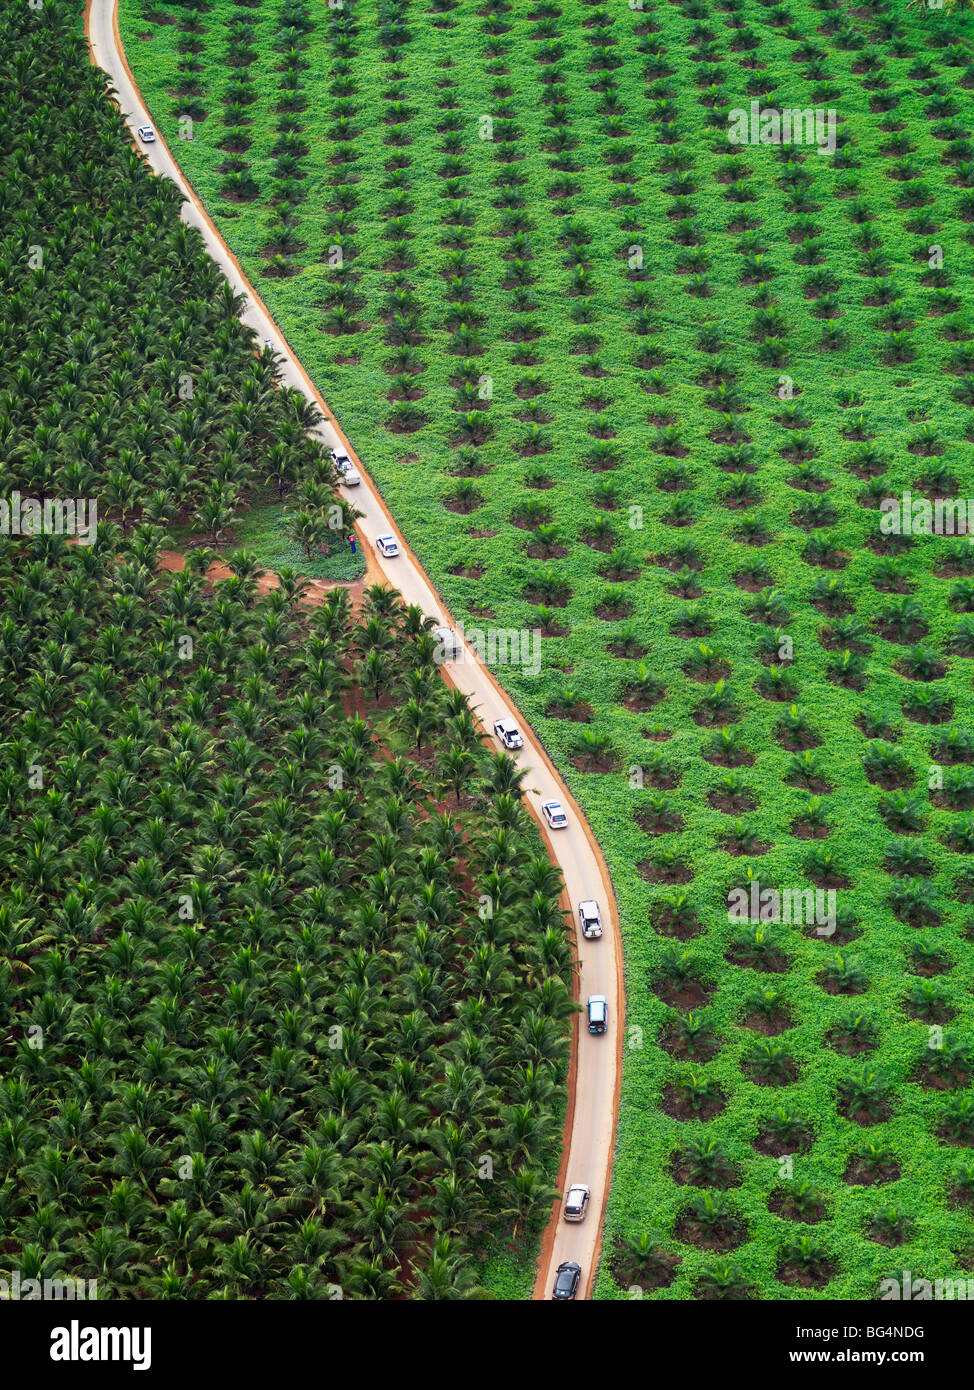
[330,449,360,485]
[336,461,360,486]
[433,625,460,661]
[552,1261,582,1300]
[541,799,568,830]
[563,1184,590,1223]
[375,535,399,558]
[137,125,155,143]
[578,900,603,940]
[493,717,523,751]
[586,995,608,1034]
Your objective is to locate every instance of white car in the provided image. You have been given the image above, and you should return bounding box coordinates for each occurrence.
[578,900,603,940]
[375,535,399,558]
[433,625,460,661]
[137,125,155,144]
[541,799,568,830]
[564,1183,591,1223]
[493,717,523,751]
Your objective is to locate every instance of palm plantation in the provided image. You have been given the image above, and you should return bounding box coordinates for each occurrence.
[0,0,572,1300]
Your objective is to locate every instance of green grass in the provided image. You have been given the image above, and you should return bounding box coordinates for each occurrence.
[120,0,974,1298]
[232,501,366,580]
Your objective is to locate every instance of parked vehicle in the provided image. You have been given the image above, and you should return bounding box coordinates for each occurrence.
[493,717,523,751]
[330,449,361,486]
[541,799,568,830]
[578,900,603,940]
[433,625,460,661]
[375,535,399,558]
[586,995,608,1034]
[563,1184,590,1223]
[551,1261,582,1300]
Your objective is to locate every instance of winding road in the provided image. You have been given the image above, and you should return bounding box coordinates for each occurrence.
[86,0,623,1301]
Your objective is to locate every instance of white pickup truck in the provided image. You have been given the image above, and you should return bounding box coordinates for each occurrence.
[578,900,603,940]
[493,717,523,751]
[330,448,360,486]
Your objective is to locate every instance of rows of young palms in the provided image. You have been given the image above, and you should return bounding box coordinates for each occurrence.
[640,0,974,370]
[0,0,573,1298]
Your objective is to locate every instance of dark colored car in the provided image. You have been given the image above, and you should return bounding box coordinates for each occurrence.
[586,995,608,1035]
[552,1261,582,1301]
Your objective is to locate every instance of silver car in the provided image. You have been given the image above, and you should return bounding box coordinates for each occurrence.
[564,1183,590,1223]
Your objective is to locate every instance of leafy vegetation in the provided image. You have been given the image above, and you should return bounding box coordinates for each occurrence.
[0,0,572,1299]
[121,0,974,1297]
[4,0,362,569]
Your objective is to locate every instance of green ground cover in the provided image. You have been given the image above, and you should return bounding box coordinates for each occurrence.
[120,0,974,1297]
[219,497,366,579]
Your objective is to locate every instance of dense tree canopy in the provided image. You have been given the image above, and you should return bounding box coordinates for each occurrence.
[0,0,571,1299]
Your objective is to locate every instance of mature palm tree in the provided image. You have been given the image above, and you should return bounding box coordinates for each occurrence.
[484,751,528,795]
[0,2,575,1302]
[350,1188,418,1262]
[69,1227,147,1292]
[401,698,438,755]
[500,1167,559,1239]
[439,744,476,803]
[412,1233,486,1300]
